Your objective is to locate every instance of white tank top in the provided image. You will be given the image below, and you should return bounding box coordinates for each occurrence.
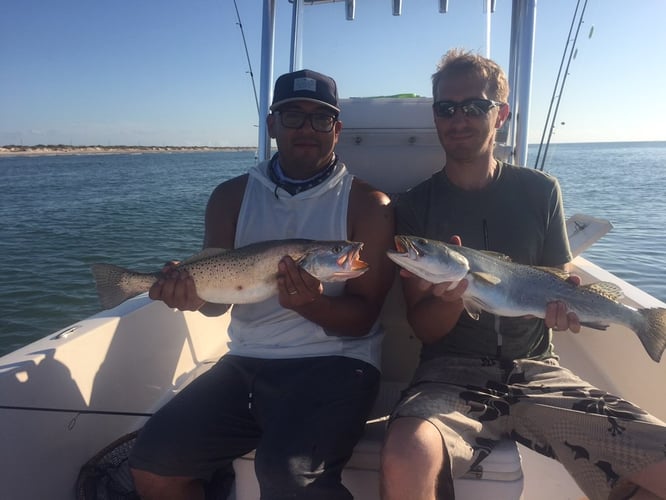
[228,159,383,369]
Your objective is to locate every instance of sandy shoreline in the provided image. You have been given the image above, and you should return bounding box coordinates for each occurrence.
[0,145,256,157]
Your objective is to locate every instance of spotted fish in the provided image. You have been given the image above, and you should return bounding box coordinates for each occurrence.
[387,235,666,362]
[91,239,368,309]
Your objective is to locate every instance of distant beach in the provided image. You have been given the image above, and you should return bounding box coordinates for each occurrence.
[0,145,256,157]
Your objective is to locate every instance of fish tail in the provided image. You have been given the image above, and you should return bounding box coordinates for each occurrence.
[634,307,666,363]
[90,263,158,310]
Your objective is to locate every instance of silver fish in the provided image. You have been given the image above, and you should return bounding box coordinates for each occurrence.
[91,239,368,310]
[387,235,666,363]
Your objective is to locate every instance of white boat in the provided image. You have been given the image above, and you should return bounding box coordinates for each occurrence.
[2,2,665,499]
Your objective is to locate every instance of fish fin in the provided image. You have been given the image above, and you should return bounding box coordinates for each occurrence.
[579,321,610,331]
[90,263,158,309]
[634,308,666,363]
[479,250,512,262]
[472,272,501,286]
[585,282,624,302]
[463,299,482,320]
[181,248,229,264]
[535,266,570,280]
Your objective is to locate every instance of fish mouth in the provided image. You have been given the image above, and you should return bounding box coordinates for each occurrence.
[387,235,470,284]
[391,235,421,259]
[337,242,368,272]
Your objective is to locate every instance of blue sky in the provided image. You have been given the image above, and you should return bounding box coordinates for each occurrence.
[2,0,665,147]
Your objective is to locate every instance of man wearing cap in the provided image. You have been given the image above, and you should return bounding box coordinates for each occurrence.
[129,69,395,499]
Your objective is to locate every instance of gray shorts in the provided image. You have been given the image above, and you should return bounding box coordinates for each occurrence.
[390,356,666,500]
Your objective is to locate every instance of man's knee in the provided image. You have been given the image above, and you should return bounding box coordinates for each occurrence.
[381,417,447,496]
[383,417,444,465]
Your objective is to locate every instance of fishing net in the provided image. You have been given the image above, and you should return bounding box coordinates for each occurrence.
[76,431,139,500]
[75,430,236,500]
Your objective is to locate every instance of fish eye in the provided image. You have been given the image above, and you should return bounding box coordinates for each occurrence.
[332,245,342,253]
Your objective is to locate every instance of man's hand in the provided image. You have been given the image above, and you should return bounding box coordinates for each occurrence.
[277,256,323,308]
[544,274,582,333]
[400,267,468,302]
[149,261,206,311]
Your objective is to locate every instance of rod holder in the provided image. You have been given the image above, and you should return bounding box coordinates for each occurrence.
[345,0,355,20]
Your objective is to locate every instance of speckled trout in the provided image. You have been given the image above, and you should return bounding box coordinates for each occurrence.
[387,235,666,363]
[91,239,368,310]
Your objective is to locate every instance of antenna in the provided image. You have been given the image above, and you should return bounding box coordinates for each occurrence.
[534,0,590,170]
[233,0,260,117]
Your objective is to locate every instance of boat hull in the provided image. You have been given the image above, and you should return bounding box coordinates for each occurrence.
[3,253,665,499]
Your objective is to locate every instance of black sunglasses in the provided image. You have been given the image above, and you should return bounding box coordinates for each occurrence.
[433,98,504,118]
[275,110,338,132]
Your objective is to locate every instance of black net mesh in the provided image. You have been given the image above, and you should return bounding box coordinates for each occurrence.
[76,431,139,500]
[75,430,235,499]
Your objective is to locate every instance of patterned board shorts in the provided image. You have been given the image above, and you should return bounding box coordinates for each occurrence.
[389,356,666,500]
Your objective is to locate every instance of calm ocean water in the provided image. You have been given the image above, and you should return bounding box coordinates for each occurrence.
[1,143,665,356]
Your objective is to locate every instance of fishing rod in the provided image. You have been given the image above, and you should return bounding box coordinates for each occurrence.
[534,0,590,171]
[233,0,260,117]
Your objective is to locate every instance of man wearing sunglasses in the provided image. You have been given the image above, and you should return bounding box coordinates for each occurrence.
[380,49,666,499]
[129,69,395,500]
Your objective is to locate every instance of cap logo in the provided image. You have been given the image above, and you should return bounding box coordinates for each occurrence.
[270,70,339,112]
[293,77,317,93]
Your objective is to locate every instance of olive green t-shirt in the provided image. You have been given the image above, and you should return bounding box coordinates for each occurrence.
[395,161,572,362]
